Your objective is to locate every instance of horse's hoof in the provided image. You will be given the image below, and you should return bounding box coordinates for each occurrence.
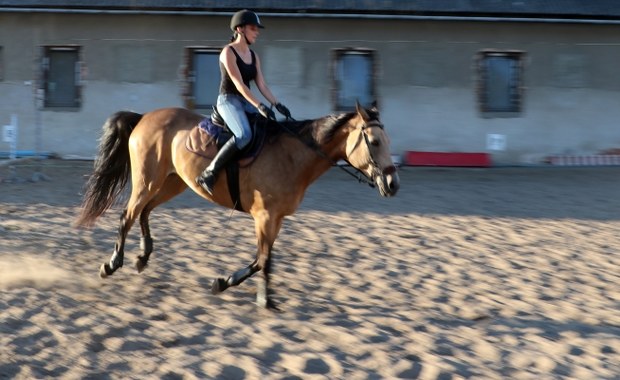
[256,297,281,312]
[135,257,148,273]
[267,299,281,312]
[211,278,228,295]
[99,263,111,279]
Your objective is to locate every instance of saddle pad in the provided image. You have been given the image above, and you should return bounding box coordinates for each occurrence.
[185,119,221,159]
[185,117,265,167]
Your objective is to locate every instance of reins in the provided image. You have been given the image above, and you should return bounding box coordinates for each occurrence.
[266,113,377,188]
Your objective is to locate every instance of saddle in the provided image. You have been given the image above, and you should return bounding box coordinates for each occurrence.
[186,107,273,212]
[186,106,267,166]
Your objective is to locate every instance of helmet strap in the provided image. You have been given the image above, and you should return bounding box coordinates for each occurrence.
[236,26,252,45]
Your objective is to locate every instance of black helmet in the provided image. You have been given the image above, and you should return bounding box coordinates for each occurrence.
[230,10,265,31]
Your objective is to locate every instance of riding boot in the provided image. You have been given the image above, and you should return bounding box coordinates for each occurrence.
[196,137,240,195]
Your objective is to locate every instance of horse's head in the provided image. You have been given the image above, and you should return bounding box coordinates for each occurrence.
[344,102,400,197]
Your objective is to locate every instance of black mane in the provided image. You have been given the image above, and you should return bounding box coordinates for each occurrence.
[266,107,380,146]
[276,112,354,145]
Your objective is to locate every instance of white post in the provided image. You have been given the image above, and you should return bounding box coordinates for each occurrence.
[1,115,18,182]
[10,114,18,161]
[32,88,50,182]
[2,116,17,158]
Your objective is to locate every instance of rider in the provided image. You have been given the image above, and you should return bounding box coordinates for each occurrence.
[196,9,292,195]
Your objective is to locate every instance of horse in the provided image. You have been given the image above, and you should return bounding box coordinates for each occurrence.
[75,101,400,309]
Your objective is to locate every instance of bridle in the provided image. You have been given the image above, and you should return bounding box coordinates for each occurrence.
[345,120,397,187]
[273,114,395,188]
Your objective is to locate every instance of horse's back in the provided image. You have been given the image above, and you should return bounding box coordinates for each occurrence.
[130,107,203,151]
[127,107,204,172]
[137,107,203,133]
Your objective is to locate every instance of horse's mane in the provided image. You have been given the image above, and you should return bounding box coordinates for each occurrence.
[268,107,379,147]
[292,108,379,141]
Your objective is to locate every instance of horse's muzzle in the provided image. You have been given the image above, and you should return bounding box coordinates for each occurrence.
[376,166,400,197]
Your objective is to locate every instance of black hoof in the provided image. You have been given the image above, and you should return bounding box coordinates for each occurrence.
[211,278,228,295]
[266,298,281,312]
[99,263,113,278]
[256,297,281,312]
[135,257,148,273]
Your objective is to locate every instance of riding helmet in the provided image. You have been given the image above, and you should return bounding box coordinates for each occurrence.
[230,9,265,31]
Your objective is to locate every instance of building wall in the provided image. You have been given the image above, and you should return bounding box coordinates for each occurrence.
[1,11,619,163]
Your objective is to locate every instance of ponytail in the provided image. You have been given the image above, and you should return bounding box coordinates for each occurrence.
[230,32,237,42]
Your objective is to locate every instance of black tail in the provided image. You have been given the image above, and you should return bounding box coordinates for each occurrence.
[75,111,143,227]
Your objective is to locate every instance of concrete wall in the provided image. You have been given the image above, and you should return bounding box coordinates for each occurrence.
[1,11,620,164]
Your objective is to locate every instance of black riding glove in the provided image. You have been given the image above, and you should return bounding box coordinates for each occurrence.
[258,103,276,120]
[275,103,292,119]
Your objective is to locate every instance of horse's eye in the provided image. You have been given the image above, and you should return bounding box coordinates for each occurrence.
[370,139,380,147]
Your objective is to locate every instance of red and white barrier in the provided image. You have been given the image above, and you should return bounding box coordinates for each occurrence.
[548,155,620,166]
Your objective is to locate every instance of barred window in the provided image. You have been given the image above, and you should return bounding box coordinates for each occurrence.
[477,50,525,115]
[332,48,377,112]
[184,47,220,110]
[42,46,82,109]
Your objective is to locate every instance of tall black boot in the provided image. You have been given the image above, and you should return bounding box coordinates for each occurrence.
[196,137,240,195]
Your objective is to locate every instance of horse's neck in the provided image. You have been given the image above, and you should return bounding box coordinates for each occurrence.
[279,127,347,185]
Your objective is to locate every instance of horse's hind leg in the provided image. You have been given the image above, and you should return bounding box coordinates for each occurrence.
[100,206,138,278]
[135,174,187,273]
[100,168,163,278]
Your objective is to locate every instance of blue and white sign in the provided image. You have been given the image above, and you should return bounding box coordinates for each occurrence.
[2,124,15,143]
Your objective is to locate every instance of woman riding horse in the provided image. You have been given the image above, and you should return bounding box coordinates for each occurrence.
[76,101,399,309]
[196,9,292,195]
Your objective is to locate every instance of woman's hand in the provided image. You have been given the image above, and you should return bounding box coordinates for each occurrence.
[275,103,292,119]
[258,103,276,120]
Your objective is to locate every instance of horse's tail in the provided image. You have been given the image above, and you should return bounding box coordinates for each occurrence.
[75,111,143,227]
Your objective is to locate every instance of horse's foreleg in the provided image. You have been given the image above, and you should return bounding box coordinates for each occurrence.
[211,259,260,294]
[212,213,283,309]
[254,214,283,309]
[135,174,186,273]
[255,249,275,309]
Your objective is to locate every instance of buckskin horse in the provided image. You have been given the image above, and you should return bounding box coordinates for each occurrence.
[76,101,400,309]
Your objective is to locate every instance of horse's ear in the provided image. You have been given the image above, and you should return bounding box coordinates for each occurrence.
[370,100,379,114]
[355,100,370,121]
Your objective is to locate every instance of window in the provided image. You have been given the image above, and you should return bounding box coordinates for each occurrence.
[42,46,82,109]
[476,50,525,115]
[184,47,221,110]
[331,48,377,112]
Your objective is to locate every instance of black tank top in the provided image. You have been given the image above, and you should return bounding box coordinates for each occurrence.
[219,46,257,96]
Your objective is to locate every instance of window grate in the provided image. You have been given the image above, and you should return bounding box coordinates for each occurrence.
[42,45,82,109]
[331,48,378,112]
[183,47,221,110]
[477,50,525,115]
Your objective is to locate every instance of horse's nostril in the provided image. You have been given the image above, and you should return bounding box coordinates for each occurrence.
[389,178,400,194]
[388,177,397,189]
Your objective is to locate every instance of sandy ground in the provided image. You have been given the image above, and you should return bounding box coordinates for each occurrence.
[1,159,619,379]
